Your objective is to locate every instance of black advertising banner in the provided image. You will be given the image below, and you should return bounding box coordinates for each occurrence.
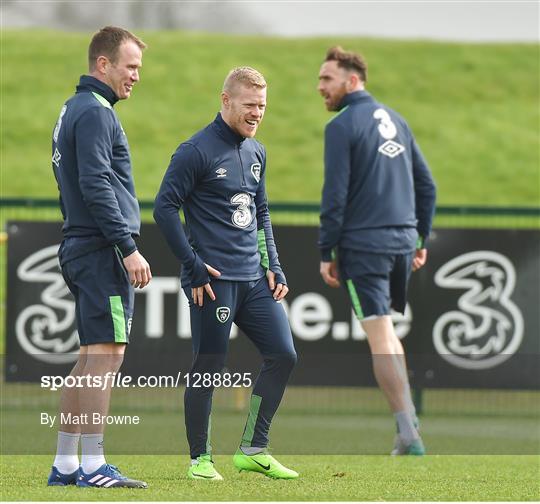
[5,221,540,389]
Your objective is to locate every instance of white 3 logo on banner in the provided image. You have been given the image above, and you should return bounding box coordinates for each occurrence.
[433,251,523,370]
[16,245,79,363]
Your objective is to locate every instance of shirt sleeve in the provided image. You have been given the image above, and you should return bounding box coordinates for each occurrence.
[153,143,209,287]
[411,138,437,246]
[318,119,351,261]
[75,106,137,257]
[255,148,287,285]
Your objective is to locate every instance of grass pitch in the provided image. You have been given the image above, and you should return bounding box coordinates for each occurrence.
[2,385,539,500]
[2,454,539,501]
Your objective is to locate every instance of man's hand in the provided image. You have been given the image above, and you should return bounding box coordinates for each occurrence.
[191,264,221,307]
[123,250,152,288]
[412,248,428,272]
[266,270,289,301]
[320,260,340,288]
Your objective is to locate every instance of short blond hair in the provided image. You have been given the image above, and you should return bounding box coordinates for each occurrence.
[223,66,267,94]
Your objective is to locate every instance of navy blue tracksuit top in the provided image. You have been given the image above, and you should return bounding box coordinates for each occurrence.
[154,113,285,289]
[319,91,436,261]
[52,75,140,264]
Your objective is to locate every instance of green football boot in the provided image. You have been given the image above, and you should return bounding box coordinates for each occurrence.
[233,449,299,479]
[187,454,223,480]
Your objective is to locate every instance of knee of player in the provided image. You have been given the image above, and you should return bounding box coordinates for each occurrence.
[83,354,124,377]
[192,353,227,373]
[275,350,298,370]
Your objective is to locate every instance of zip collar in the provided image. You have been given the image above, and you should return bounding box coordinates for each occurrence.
[337,90,374,111]
[212,113,246,146]
[76,75,119,107]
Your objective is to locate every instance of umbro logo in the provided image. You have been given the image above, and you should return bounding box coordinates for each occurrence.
[378,140,405,158]
[52,148,62,167]
[216,167,227,178]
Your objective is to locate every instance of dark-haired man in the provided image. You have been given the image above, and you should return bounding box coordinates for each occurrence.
[48,26,151,488]
[317,46,436,455]
[154,67,298,480]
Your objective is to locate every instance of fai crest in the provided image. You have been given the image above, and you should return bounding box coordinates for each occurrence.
[250,163,261,183]
[216,306,231,323]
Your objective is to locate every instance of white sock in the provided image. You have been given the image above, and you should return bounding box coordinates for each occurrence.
[81,433,106,474]
[53,431,80,474]
[394,411,419,444]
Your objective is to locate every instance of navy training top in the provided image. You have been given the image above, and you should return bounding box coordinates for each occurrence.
[52,75,140,265]
[154,113,285,288]
[318,91,437,261]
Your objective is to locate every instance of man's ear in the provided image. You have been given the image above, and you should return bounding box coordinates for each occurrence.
[95,55,109,75]
[346,72,360,92]
[221,91,230,109]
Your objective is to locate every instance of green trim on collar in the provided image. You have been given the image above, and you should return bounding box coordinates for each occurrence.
[92,92,112,109]
[327,105,349,125]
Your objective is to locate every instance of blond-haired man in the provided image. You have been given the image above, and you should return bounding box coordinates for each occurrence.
[154,67,298,480]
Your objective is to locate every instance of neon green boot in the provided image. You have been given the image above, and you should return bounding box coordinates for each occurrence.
[233,449,299,479]
[187,454,223,480]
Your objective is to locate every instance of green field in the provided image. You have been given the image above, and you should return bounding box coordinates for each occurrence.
[2,454,539,501]
[1,30,539,205]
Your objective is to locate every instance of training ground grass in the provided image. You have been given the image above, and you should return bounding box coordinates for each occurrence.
[2,385,540,500]
[1,30,539,206]
[1,454,539,501]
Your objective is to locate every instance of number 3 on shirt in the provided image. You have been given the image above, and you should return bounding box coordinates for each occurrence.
[53,105,67,143]
[230,193,252,228]
[373,108,397,140]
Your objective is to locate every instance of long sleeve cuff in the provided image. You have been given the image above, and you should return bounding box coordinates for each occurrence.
[116,236,137,258]
[320,248,334,262]
[184,253,210,288]
[269,263,287,286]
[416,235,427,249]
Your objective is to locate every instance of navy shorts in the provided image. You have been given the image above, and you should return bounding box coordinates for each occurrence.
[339,249,414,320]
[61,246,134,346]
